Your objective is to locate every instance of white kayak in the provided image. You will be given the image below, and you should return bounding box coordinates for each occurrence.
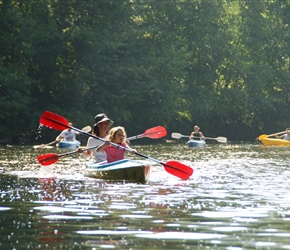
[186,140,206,148]
[84,159,152,183]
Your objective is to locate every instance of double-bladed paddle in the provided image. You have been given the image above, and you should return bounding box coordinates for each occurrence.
[171,132,227,143]
[33,140,58,149]
[39,111,193,179]
[127,126,167,141]
[258,131,286,140]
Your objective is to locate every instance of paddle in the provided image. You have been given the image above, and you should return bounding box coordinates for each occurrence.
[38,145,98,166]
[33,140,58,149]
[127,126,167,141]
[81,126,92,133]
[258,131,286,140]
[171,132,227,143]
[39,111,193,179]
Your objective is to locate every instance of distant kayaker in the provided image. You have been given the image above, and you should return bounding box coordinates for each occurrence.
[56,123,78,141]
[275,128,290,140]
[97,126,136,163]
[189,125,205,140]
[78,113,113,163]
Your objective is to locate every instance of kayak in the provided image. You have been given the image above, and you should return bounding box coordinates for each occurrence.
[56,140,81,149]
[259,138,290,146]
[84,159,152,183]
[186,140,206,148]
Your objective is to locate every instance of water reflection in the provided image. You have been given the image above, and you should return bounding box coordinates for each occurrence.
[1,143,290,249]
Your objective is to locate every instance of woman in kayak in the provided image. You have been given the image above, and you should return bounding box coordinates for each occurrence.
[97,126,136,163]
[78,113,113,163]
[189,125,205,140]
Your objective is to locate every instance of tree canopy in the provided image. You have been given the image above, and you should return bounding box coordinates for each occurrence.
[1,0,290,144]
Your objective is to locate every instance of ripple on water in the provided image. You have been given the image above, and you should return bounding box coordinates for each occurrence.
[2,143,290,249]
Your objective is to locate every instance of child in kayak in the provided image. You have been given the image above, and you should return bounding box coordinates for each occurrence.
[97,126,136,163]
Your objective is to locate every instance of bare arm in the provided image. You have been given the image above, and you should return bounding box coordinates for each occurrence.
[200,132,205,140]
[97,140,110,152]
[189,132,194,140]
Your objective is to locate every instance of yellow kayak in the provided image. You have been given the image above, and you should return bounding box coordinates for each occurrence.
[260,137,290,146]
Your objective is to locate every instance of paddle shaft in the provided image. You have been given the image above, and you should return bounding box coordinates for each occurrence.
[53,145,100,159]
[46,140,58,146]
[42,140,58,147]
[266,131,286,137]
[127,134,146,140]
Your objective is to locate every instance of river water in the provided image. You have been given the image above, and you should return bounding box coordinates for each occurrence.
[0,141,290,249]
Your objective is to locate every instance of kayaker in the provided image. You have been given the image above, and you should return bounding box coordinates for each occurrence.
[275,128,290,140]
[97,126,136,163]
[56,123,78,141]
[189,125,205,140]
[78,113,113,163]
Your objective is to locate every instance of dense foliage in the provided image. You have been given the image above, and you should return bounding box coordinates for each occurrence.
[1,0,290,144]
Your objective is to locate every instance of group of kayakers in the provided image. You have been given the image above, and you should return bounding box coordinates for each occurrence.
[56,113,136,164]
[56,109,224,162]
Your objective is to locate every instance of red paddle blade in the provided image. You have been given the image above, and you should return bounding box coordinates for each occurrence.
[162,160,193,179]
[40,111,69,130]
[144,126,167,139]
[38,153,59,166]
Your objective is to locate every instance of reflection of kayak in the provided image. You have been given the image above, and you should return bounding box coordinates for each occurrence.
[84,159,152,183]
[259,138,290,146]
[56,140,81,149]
[186,140,206,148]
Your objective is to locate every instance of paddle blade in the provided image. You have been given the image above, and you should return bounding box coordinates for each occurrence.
[216,137,227,143]
[82,125,92,133]
[171,133,183,139]
[144,126,167,139]
[162,160,193,179]
[40,111,69,130]
[38,153,59,166]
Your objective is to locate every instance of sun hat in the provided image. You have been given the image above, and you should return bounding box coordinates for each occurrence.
[94,113,113,125]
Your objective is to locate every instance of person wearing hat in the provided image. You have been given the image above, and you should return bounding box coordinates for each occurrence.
[78,113,113,162]
[189,125,205,140]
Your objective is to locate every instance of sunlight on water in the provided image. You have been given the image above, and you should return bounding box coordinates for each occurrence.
[1,142,290,249]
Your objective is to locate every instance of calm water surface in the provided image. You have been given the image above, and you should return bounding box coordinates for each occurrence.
[1,141,290,249]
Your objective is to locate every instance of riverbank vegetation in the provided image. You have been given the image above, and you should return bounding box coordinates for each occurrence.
[1,0,290,143]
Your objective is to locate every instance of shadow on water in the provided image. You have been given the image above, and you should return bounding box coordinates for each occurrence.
[1,142,290,249]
